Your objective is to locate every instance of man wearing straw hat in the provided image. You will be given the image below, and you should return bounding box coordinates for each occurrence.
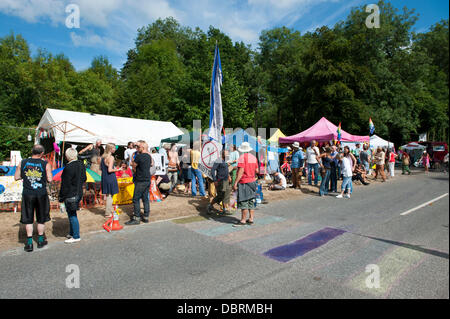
[290,142,304,189]
[232,142,259,227]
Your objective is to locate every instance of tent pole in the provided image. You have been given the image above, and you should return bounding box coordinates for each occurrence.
[61,121,67,167]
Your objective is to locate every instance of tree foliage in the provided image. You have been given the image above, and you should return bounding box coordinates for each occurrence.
[0,1,448,160]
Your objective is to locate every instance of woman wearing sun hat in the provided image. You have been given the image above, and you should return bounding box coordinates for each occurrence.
[232,142,259,227]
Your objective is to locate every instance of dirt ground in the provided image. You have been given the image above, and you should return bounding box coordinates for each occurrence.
[0,176,384,251]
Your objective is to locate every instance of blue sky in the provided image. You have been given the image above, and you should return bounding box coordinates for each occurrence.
[1,0,448,71]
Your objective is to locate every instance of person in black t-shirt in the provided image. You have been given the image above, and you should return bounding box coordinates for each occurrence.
[14,144,53,252]
[126,141,152,225]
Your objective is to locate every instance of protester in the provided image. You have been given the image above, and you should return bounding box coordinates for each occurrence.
[290,142,304,189]
[79,139,104,167]
[343,146,357,168]
[388,148,398,177]
[232,142,259,226]
[156,174,171,198]
[353,143,362,162]
[374,147,387,182]
[14,144,53,252]
[329,145,339,192]
[268,171,287,191]
[167,143,180,193]
[101,143,120,218]
[208,150,232,215]
[227,145,240,186]
[306,140,320,186]
[180,148,192,195]
[59,148,87,243]
[401,151,411,175]
[352,163,370,185]
[116,160,133,178]
[190,142,206,198]
[90,155,101,176]
[336,153,353,199]
[360,144,371,174]
[443,153,449,173]
[317,147,333,196]
[419,151,431,173]
[124,141,136,168]
[126,141,152,225]
[384,147,390,178]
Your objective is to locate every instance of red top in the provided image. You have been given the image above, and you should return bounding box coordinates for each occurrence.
[389,152,396,163]
[115,167,133,178]
[237,153,258,184]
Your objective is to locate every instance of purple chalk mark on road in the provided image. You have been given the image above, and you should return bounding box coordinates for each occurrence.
[263,227,346,262]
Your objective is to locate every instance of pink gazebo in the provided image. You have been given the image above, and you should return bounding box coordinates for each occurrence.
[279,117,370,144]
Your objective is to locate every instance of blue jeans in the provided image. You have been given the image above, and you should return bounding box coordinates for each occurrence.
[67,209,80,239]
[329,166,337,192]
[191,168,205,196]
[341,177,353,194]
[319,169,331,195]
[362,161,369,174]
[308,163,319,185]
[133,181,150,218]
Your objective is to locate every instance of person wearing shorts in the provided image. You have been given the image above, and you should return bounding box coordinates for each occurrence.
[14,144,53,252]
[232,142,259,227]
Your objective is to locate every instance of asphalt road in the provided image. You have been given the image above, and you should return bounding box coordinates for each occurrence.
[0,170,448,299]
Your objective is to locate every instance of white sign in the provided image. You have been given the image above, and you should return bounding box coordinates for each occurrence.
[10,151,22,166]
[0,176,23,202]
[198,140,222,179]
[151,153,167,175]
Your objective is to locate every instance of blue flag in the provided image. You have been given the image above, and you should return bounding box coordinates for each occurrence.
[208,44,223,142]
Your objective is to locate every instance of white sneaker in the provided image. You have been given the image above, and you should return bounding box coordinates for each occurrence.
[344,194,351,199]
[65,238,81,244]
[336,194,343,199]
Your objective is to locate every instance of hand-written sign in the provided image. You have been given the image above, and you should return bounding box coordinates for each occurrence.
[0,176,23,202]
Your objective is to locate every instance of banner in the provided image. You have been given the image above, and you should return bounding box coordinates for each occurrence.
[112,177,135,205]
[0,176,23,202]
[208,44,223,142]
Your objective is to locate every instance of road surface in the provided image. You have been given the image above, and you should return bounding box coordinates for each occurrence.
[0,170,448,299]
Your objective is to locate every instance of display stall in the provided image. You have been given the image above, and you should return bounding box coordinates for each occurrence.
[279,117,370,144]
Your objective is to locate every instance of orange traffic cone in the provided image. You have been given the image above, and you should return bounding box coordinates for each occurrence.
[111,208,123,231]
[103,216,113,232]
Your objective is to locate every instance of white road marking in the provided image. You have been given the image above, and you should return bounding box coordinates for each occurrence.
[400,193,449,216]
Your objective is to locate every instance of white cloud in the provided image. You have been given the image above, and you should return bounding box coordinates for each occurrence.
[1,0,346,66]
[70,31,122,52]
[0,0,66,25]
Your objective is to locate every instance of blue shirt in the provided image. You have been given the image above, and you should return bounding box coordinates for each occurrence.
[291,150,304,168]
[330,151,339,166]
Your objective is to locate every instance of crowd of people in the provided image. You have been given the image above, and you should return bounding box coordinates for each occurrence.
[12,136,434,252]
[275,140,409,199]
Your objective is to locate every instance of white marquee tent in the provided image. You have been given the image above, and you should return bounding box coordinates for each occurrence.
[341,134,394,150]
[36,108,184,147]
